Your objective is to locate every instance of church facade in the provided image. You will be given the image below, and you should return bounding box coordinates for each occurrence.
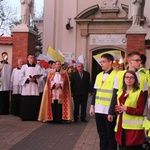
[42,0,150,80]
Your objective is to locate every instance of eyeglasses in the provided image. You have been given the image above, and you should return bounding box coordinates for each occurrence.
[125,76,135,80]
[131,59,141,62]
[99,61,109,64]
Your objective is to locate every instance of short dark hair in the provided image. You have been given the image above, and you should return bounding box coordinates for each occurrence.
[55,60,61,64]
[101,53,114,62]
[122,70,139,92]
[1,52,8,56]
[140,54,147,65]
[48,60,55,65]
[127,52,140,59]
[27,54,34,57]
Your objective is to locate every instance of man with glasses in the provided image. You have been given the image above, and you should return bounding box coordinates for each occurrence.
[108,51,148,125]
[89,53,117,150]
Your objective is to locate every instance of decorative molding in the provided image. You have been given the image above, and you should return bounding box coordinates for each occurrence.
[12,24,37,35]
[75,4,99,19]
[103,0,118,9]
[126,26,147,34]
[89,34,126,45]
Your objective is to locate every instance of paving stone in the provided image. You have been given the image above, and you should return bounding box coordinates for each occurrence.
[0,97,101,150]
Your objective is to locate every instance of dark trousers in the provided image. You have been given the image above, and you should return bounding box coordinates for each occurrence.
[20,96,41,121]
[95,113,117,150]
[119,145,143,150]
[0,91,10,115]
[73,95,88,121]
[11,94,21,116]
[52,100,62,123]
[39,92,43,102]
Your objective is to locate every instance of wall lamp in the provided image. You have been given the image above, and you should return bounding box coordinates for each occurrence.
[66,18,73,30]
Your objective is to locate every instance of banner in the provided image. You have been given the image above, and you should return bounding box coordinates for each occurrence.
[47,45,65,63]
[93,50,122,65]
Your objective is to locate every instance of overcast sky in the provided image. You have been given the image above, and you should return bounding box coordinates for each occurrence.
[6,0,44,18]
[1,0,44,35]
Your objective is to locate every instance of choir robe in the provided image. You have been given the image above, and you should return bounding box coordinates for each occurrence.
[38,67,46,100]
[38,69,74,123]
[19,64,42,121]
[10,67,22,116]
[0,61,12,114]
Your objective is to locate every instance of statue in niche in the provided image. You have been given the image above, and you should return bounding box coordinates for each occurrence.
[20,0,34,26]
[103,0,118,8]
[128,0,145,26]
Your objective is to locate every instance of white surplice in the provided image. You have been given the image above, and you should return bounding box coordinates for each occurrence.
[20,64,42,96]
[0,62,12,91]
[51,72,64,100]
[39,67,46,93]
[10,68,22,94]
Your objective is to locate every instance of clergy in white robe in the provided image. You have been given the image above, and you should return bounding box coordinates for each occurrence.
[0,52,12,115]
[38,60,74,123]
[36,60,47,100]
[19,55,42,121]
[10,59,24,116]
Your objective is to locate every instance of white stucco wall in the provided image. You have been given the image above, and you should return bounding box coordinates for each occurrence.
[43,0,150,60]
[42,0,55,53]
[43,0,77,55]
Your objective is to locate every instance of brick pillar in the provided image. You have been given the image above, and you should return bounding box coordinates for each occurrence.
[126,26,147,56]
[12,25,36,68]
[126,34,146,55]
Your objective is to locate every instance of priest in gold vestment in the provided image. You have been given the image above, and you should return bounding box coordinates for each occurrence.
[38,60,73,123]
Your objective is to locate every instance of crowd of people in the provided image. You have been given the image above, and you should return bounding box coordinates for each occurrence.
[89,52,150,150]
[0,52,92,124]
[0,51,150,150]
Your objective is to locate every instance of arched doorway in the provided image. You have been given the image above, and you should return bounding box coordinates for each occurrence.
[91,48,125,87]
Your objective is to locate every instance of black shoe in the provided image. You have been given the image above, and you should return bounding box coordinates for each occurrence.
[74,119,78,123]
[81,119,87,122]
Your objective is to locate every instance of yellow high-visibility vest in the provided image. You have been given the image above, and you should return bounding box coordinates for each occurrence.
[146,70,150,88]
[115,89,144,132]
[95,70,117,106]
[143,118,150,136]
[138,67,147,74]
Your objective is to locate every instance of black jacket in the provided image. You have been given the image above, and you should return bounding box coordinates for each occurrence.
[71,70,92,96]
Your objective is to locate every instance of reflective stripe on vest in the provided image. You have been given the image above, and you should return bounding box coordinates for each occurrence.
[123,119,143,125]
[95,70,117,106]
[115,89,144,131]
[122,117,144,129]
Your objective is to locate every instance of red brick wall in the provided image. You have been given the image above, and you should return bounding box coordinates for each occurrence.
[0,37,13,45]
[126,34,146,56]
[12,32,36,68]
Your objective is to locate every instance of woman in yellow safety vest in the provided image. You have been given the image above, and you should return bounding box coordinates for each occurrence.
[115,70,146,150]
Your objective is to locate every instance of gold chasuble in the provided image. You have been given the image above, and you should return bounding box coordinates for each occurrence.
[38,69,74,122]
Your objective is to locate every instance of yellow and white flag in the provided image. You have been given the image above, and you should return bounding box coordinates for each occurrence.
[93,50,122,65]
[46,45,65,63]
